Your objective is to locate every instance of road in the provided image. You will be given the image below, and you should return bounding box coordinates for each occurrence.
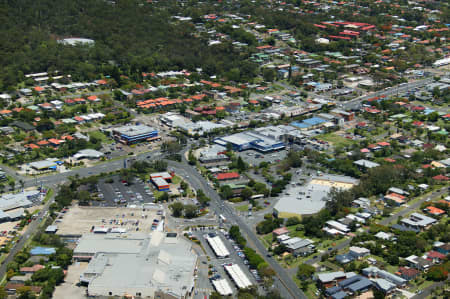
[1,147,306,298]
[380,187,448,226]
[0,191,56,280]
[301,186,448,267]
[166,159,307,299]
[411,280,447,299]
[342,77,434,110]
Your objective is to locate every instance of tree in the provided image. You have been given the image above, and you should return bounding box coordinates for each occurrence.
[262,68,276,82]
[236,156,247,171]
[188,150,197,165]
[220,185,233,200]
[152,160,167,172]
[184,204,198,219]
[77,190,91,206]
[196,190,211,207]
[241,187,253,201]
[158,192,169,202]
[297,263,315,280]
[286,217,301,226]
[0,287,6,299]
[8,180,15,191]
[17,287,36,299]
[169,202,184,217]
[426,264,449,281]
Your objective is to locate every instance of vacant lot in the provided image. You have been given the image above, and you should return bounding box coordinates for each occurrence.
[55,205,161,235]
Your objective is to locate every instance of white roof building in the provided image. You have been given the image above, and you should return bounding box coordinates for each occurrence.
[79,232,197,299]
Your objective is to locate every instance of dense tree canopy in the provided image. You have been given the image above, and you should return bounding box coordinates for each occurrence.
[0,0,254,90]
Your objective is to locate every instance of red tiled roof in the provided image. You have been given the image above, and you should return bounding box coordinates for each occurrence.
[427,251,446,259]
[425,206,445,215]
[215,172,240,180]
[25,144,40,149]
[20,264,44,273]
[398,267,419,278]
[273,227,289,236]
[433,175,449,181]
[37,140,49,146]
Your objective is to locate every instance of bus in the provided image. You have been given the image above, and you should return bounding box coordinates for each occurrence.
[219,214,227,223]
[250,194,264,200]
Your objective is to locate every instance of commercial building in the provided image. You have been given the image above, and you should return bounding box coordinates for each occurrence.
[112,125,158,145]
[215,172,240,181]
[29,159,58,171]
[78,232,197,299]
[0,190,39,222]
[73,149,104,160]
[214,128,285,152]
[150,172,173,191]
[273,175,357,218]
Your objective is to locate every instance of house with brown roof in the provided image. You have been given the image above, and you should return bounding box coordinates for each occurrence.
[397,267,420,281]
[5,283,42,295]
[20,264,44,274]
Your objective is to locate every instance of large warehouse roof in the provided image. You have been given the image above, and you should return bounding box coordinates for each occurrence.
[81,232,197,298]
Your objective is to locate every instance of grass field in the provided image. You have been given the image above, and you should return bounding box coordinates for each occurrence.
[89,131,113,144]
[316,133,356,147]
[236,204,249,212]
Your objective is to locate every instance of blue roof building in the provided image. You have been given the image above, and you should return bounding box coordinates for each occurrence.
[30,247,56,255]
[339,275,373,293]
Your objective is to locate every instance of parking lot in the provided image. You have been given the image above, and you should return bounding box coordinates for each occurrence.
[94,175,155,207]
[54,205,161,235]
[190,229,261,297]
[237,149,287,166]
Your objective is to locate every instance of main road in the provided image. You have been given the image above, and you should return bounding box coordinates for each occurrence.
[342,77,434,110]
[301,185,449,267]
[166,159,307,299]
[6,148,306,298]
[0,191,57,280]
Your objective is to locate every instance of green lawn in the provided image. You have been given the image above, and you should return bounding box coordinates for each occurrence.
[293,277,318,298]
[235,204,249,212]
[88,131,113,144]
[171,175,181,184]
[409,279,434,293]
[316,133,356,147]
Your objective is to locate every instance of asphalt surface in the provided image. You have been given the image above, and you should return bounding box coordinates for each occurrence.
[0,77,446,297]
[411,280,447,299]
[342,77,434,110]
[1,149,306,298]
[166,159,307,299]
[0,191,56,280]
[302,186,449,267]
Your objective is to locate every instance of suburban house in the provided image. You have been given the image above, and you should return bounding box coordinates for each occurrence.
[400,213,437,230]
[397,267,420,281]
[405,255,433,271]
